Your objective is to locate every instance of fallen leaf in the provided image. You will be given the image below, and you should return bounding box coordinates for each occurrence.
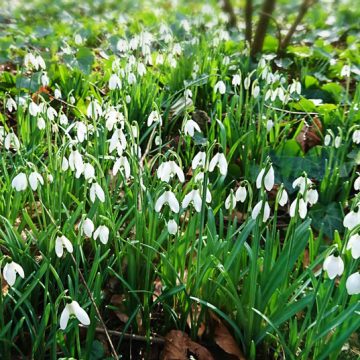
[210,312,246,360]
[110,294,129,323]
[296,116,323,152]
[161,330,214,360]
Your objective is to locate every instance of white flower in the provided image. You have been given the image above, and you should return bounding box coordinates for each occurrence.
[184,120,201,137]
[60,114,68,126]
[109,74,122,90]
[209,152,227,176]
[109,129,127,154]
[354,175,360,191]
[346,272,360,295]
[214,80,226,95]
[81,218,94,237]
[347,234,360,259]
[61,157,69,171]
[244,75,251,90]
[266,120,274,132]
[93,225,109,244]
[12,173,28,191]
[251,200,271,222]
[4,133,20,151]
[167,219,178,235]
[324,134,331,146]
[86,100,103,120]
[292,176,312,194]
[69,150,84,178]
[192,152,206,170]
[340,64,350,77]
[3,261,24,287]
[155,191,179,213]
[29,102,39,116]
[323,254,344,279]
[225,191,237,210]
[29,172,44,191]
[37,117,46,130]
[84,163,95,182]
[55,236,73,258]
[289,198,307,219]
[232,74,241,86]
[60,300,90,330]
[235,186,247,203]
[90,183,105,203]
[256,166,274,192]
[157,161,185,183]
[54,89,62,99]
[352,130,360,144]
[334,136,341,148]
[182,188,202,212]
[113,156,131,179]
[306,188,318,206]
[6,97,17,112]
[278,188,288,206]
[47,106,58,121]
[343,209,360,230]
[147,110,162,127]
[76,122,87,143]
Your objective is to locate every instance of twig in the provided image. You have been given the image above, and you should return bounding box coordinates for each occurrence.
[70,254,119,359]
[264,104,318,115]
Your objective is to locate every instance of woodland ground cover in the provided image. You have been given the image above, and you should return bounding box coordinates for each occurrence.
[0,0,360,359]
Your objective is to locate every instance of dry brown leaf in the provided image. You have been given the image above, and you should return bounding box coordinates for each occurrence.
[153,277,163,302]
[210,312,246,360]
[161,330,214,360]
[296,116,323,152]
[110,294,129,323]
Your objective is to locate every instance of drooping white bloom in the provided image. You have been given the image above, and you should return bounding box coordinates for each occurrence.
[347,234,360,259]
[109,129,127,154]
[292,176,312,194]
[235,186,247,203]
[47,106,58,121]
[278,188,288,206]
[354,175,360,191]
[323,254,344,279]
[29,102,39,116]
[60,114,68,126]
[184,120,201,137]
[209,152,227,176]
[334,136,341,148]
[83,163,95,182]
[89,182,105,203]
[3,261,24,286]
[12,173,28,191]
[343,209,360,230]
[55,235,73,258]
[340,64,351,77]
[182,188,203,212]
[4,133,20,151]
[167,219,178,235]
[81,218,95,237]
[244,75,251,90]
[147,110,162,127]
[289,198,307,219]
[109,74,122,90]
[214,80,226,95]
[324,134,331,146]
[105,109,124,131]
[192,152,206,170]
[86,100,103,120]
[60,300,90,330]
[76,122,87,143]
[113,156,131,179]
[61,157,69,171]
[37,117,46,130]
[93,225,109,244]
[232,74,241,86]
[157,161,185,183]
[306,188,318,206]
[6,97,17,112]
[266,120,274,132]
[225,190,237,211]
[155,191,179,213]
[352,130,360,144]
[256,166,275,191]
[54,88,62,99]
[69,150,84,178]
[251,200,271,222]
[28,172,44,191]
[346,272,360,295]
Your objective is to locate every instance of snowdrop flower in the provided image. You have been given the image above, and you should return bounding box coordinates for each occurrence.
[76,122,87,143]
[54,88,62,99]
[128,72,136,84]
[86,100,103,120]
[235,185,247,203]
[81,218,95,237]
[266,120,274,132]
[343,208,360,230]
[214,80,226,95]
[109,129,127,154]
[93,225,109,244]
[323,253,344,279]
[354,174,360,191]
[155,191,179,213]
[137,62,146,76]
[47,106,58,121]
[305,188,318,206]
[3,261,24,286]
[157,160,185,183]
[256,166,274,192]
[352,130,360,144]
[346,272,360,295]
[167,219,178,235]
[292,175,312,194]
[60,114,68,126]
[209,152,227,176]
[147,110,162,127]
[184,119,201,137]
[324,134,331,146]
[340,64,350,77]
[289,198,307,219]
[37,117,46,130]
[182,188,202,212]
[12,173,28,191]
[225,190,237,211]
[4,133,20,151]
[69,150,84,178]
[61,157,69,171]
[184,89,192,99]
[117,39,128,52]
[347,234,360,259]
[55,236,73,258]
[6,97,17,112]
[251,200,271,222]
[89,182,105,203]
[29,172,44,191]
[278,188,288,206]
[334,135,341,148]
[113,156,131,179]
[192,151,206,170]
[232,74,241,86]
[244,75,251,90]
[109,74,122,90]
[29,102,39,116]
[60,300,90,330]
[252,82,260,98]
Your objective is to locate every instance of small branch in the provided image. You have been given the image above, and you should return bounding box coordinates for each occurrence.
[70,254,119,360]
[220,0,237,28]
[279,0,317,53]
[264,104,318,115]
[245,0,253,44]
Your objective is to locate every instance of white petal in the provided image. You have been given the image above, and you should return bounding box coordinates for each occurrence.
[55,237,64,258]
[167,219,178,235]
[3,263,16,286]
[346,273,360,295]
[251,201,263,220]
[264,166,274,191]
[256,169,265,189]
[72,301,90,326]
[60,306,70,330]
[167,191,180,213]
[235,186,247,203]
